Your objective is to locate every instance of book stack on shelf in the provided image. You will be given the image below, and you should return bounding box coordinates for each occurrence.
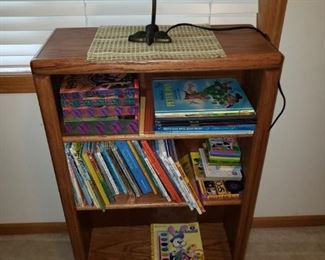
[64,139,205,214]
[152,78,256,134]
[60,74,139,135]
[151,222,205,260]
[181,138,244,200]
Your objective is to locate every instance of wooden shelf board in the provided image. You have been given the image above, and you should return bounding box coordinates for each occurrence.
[88,223,232,260]
[62,133,253,142]
[76,195,241,211]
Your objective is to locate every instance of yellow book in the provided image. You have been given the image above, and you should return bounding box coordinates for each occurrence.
[151,222,205,260]
[82,147,110,207]
[127,140,158,194]
[175,161,205,214]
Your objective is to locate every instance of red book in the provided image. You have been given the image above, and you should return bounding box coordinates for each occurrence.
[140,140,182,203]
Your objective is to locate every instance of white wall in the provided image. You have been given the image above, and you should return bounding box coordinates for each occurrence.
[0,0,324,223]
[254,0,325,216]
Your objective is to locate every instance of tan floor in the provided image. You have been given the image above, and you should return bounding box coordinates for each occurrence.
[0,226,324,260]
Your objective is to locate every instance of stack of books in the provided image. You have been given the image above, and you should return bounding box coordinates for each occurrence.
[60,74,139,135]
[152,78,256,134]
[64,140,204,214]
[151,222,205,260]
[180,138,244,200]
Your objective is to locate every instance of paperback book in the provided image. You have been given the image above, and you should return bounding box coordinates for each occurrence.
[151,222,205,260]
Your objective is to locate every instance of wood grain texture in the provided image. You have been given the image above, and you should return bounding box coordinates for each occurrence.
[33,75,90,260]
[253,215,325,228]
[31,28,283,75]
[88,223,231,260]
[31,26,285,260]
[258,0,288,48]
[0,73,35,93]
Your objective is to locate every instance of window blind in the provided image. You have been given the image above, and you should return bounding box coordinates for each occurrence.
[0,0,258,72]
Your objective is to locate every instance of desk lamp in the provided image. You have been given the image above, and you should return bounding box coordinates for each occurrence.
[128,0,172,45]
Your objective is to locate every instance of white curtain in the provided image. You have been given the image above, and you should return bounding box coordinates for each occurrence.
[0,0,258,72]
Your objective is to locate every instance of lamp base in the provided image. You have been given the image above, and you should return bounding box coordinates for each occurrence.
[128,24,172,46]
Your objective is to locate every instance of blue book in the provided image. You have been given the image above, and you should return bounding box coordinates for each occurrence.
[114,141,152,194]
[152,78,255,118]
[155,124,256,132]
[100,143,127,194]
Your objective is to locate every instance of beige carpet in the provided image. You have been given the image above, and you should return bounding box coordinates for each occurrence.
[0,226,324,260]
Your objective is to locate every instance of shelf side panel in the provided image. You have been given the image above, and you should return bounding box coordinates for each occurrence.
[33,75,90,260]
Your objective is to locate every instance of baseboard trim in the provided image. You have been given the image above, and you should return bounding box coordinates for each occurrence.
[252,215,325,228]
[1,216,325,235]
[0,222,67,235]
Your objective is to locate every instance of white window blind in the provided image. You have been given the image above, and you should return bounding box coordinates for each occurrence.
[0,0,258,72]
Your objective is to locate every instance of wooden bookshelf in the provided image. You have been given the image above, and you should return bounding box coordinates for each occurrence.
[31,23,284,260]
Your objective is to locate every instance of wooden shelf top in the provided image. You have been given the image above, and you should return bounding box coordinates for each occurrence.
[31,27,283,74]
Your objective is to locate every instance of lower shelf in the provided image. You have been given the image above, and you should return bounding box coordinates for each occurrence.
[88,223,232,260]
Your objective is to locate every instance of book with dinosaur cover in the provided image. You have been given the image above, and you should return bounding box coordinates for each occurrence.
[151,222,205,260]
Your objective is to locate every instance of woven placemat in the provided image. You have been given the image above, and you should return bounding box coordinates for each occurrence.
[87,25,226,62]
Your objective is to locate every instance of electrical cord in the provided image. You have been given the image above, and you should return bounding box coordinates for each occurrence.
[166,23,286,130]
[269,82,286,130]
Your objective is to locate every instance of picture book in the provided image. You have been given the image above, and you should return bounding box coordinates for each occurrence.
[152,78,255,118]
[151,222,205,260]
[207,138,241,157]
[199,148,242,181]
[200,180,241,200]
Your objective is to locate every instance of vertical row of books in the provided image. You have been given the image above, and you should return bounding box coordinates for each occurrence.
[152,78,256,134]
[60,74,139,135]
[64,139,205,214]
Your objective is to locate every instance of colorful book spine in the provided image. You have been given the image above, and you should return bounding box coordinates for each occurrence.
[175,161,205,214]
[94,149,119,195]
[82,146,111,207]
[70,143,104,208]
[64,119,138,135]
[63,105,139,119]
[114,141,152,194]
[132,140,171,201]
[127,141,158,195]
[99,143,127,194]
[199,148,242,181]
[140,140,182,203]
[61,96,139,107]
[66,153,85,207]
[110,142,141,197]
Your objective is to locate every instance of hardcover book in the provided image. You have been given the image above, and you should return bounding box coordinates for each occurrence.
[153,78,255,119]
[151,222,205,260]
[60,74,139,99]
[64,117,138,135]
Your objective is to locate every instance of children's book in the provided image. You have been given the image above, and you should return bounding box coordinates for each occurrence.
[207,138,241,157]
[60,74,139,99]
[199,148,242,181]
[151,222,205,260]
[153,78,255,119]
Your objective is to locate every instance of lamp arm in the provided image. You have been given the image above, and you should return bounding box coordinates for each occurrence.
[128,0,171,45]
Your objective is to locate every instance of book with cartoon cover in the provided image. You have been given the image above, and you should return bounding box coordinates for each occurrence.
[153,78,255,118]
[151,222,205,260]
